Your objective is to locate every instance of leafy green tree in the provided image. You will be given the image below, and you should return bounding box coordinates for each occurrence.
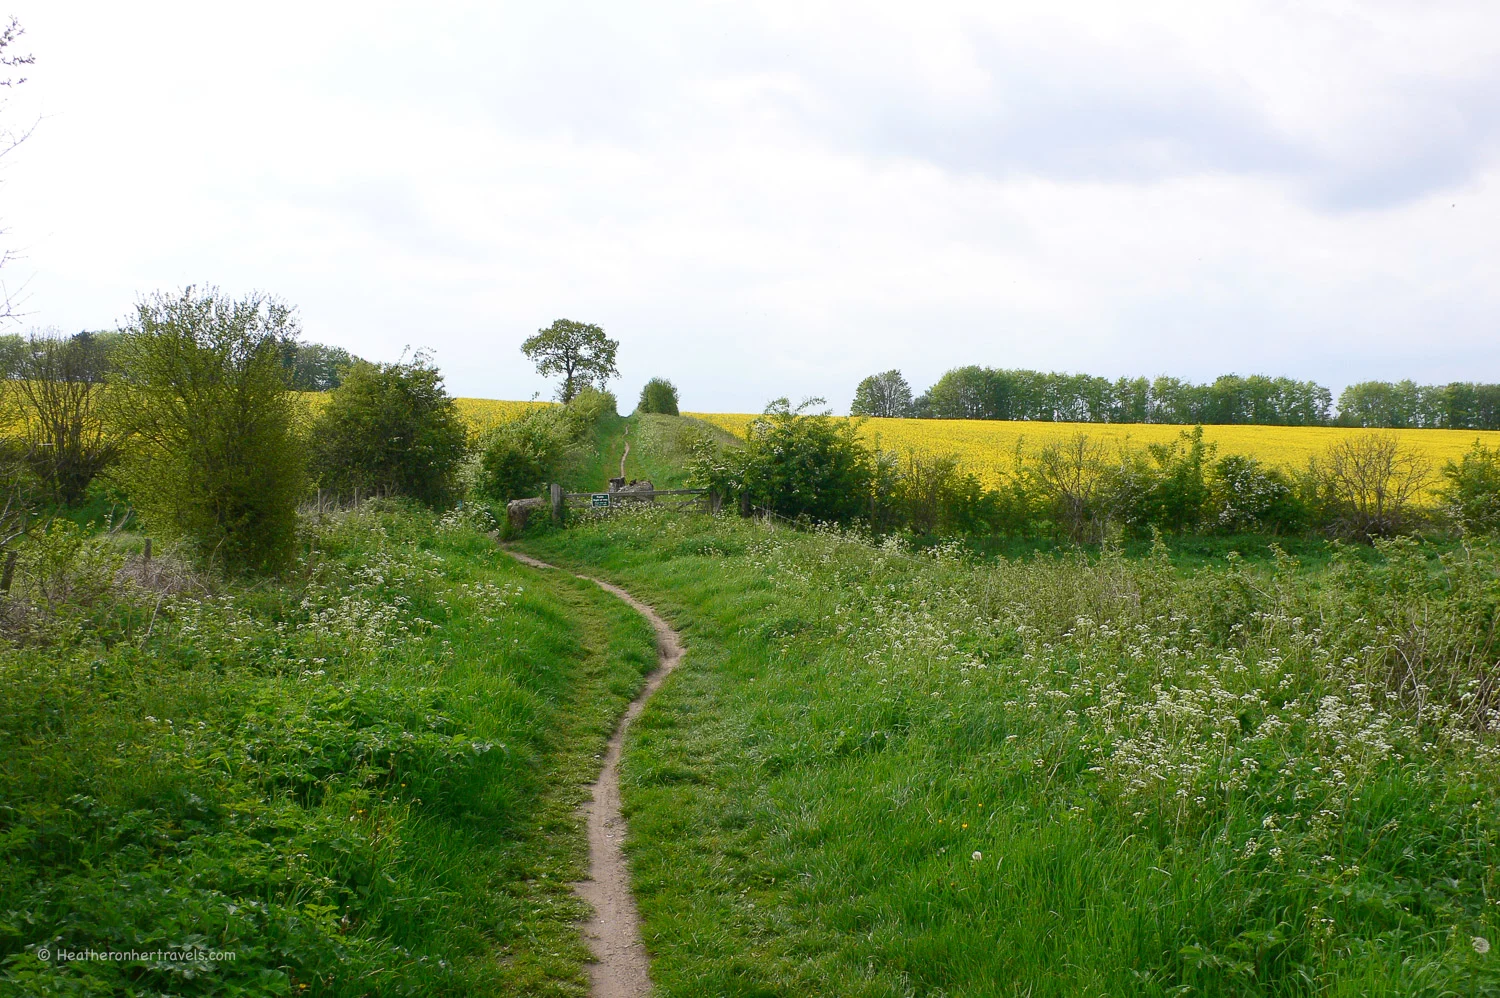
[850,370,913,418]
[0,333,24,376]
[108,287,306,574]
[637,377,679,415]
[281,341,360,391]
[923,366,998,419]
[310,355,468,507]
[916,367,1336,426]
[521,319,619,403]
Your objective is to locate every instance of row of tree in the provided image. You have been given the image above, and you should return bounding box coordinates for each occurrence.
[852,367,1500,429]
[0,331,363,391]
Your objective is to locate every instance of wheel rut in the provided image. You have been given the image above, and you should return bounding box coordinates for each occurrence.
[503,547,679,998]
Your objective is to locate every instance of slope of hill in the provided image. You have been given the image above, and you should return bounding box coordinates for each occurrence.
[552,412,738,494]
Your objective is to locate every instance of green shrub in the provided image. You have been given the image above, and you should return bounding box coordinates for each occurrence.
[108,287,306,575]
[476,410,568,504]
[1110,427,1213,535]
[310,355,468,508]
[472,390,618,506]
[879,450,1002,537]
[564,386,618,428]
[637,378,680,415]
[1439,440,1500,534]
[692,398,874,524]
[1207,453,1307,534]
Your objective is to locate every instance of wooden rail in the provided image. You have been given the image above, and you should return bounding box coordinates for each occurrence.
[562,488,707,499]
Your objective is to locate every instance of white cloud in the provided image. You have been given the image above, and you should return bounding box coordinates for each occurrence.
[3,0,1498,412]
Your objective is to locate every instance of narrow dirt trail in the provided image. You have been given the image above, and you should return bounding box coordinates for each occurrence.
[503,547,678,998]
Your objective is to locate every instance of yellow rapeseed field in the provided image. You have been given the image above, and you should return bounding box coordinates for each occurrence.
[453,398,553,435]
[299,394,552,439]
[686,412,1500,489]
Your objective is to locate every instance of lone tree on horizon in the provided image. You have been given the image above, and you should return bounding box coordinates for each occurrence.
[522,318,620,403]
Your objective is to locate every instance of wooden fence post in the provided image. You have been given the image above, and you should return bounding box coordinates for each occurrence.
[708,490,722,515]
[738,491,752,518]
[550,483,565,524]
[0,550,15,593]
[143,538,152,565]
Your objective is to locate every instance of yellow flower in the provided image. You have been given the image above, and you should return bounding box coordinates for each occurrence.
[687,411,1500,499]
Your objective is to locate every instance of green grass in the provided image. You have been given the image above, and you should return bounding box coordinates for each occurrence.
[0,502,656,996]
[941,530,1412,572]
[522,510,1500,996]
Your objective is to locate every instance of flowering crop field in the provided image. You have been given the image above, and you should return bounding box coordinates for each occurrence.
[300,393,551,438]
[688,412,1500,486]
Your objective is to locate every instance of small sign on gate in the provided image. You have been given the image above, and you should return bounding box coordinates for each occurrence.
[590,493,610,508]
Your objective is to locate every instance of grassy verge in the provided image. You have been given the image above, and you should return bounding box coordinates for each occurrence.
[0,502,655,996]
[522,509,1500,996]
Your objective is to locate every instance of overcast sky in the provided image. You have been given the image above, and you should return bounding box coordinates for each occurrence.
[3,1,1498,412]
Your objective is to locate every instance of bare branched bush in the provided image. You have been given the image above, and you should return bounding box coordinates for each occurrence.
[0,437,39,549]
[114,541,209,598]
[1314,432,1430,539]
[1024,433,1113,543]
[8,330,120,503]
[891,450,964,536]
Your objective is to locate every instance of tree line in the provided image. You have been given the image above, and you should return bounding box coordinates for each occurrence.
[852,367,1500,429]
[0,330,363,391]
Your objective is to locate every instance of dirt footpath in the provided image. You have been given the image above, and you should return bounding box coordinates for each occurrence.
[504,548,681,998]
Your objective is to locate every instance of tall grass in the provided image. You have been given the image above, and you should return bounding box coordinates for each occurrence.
[0,502,655,996]
[524,509,1500,996]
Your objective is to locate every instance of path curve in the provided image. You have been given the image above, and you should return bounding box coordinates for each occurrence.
[503,547,679,998]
